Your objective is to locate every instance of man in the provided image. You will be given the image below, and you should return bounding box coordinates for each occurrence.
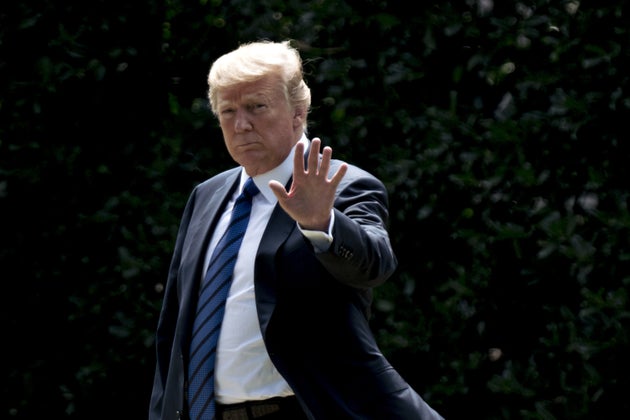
[149,40,443,420]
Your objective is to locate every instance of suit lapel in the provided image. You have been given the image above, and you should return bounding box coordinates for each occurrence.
[184,170,240,289]
[255,143,311,334]
[177,170,240,355]
[254,190,298,337]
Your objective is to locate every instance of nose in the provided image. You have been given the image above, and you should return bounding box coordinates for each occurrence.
[234,109,252,133]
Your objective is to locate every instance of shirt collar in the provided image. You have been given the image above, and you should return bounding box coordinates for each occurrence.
[239,134,309,204]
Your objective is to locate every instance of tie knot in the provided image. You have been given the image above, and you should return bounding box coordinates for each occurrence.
[242,177,259,199]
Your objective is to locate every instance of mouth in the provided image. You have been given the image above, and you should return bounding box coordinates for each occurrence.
[236,140,260,149]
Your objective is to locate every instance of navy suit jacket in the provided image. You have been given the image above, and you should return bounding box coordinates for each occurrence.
[149,152,443,419]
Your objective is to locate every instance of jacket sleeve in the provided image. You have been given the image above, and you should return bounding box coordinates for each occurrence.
[315,163,398,289]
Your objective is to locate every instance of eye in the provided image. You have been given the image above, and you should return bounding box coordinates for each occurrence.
[220,108,235,116]
[249,103,267,112]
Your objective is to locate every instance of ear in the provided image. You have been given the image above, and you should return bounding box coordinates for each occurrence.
[293,107,306,128]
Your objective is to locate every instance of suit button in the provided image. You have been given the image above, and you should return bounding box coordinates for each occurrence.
[339,245,353,259]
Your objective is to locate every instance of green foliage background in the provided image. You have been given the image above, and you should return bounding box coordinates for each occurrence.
[2,1,628,418]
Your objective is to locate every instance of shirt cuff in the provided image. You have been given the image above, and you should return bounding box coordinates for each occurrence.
[299,210,335,253]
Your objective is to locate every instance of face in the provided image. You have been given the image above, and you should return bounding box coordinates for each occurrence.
[216,75,304,176]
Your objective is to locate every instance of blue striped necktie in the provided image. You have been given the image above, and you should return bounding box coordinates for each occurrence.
[187,177,259,420]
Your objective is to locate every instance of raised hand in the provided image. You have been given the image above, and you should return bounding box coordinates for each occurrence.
[269,137,348,231]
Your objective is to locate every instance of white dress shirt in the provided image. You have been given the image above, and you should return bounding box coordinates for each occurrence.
[203,136,334,403]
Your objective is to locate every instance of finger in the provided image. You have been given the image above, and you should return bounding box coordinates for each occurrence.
[294,140,306,175]
[269,179,289,200]
[320,146,333,179]
[308,137,321,174]
[329,162,348,187]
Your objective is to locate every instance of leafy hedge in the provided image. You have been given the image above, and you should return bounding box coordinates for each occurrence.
[2,1,628,418]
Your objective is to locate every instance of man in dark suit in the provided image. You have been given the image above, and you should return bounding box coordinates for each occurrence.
[149,40,443,420]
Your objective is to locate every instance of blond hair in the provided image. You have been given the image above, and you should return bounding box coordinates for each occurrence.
[207,40,311,131]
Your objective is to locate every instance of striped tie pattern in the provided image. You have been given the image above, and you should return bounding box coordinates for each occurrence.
[187,177,259,420]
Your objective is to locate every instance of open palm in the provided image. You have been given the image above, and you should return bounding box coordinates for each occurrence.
[269,138,348,231]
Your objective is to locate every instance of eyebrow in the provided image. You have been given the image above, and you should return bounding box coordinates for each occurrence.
[218,91,274,108]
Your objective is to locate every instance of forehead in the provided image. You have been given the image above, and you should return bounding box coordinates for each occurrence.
[217,75,284,104]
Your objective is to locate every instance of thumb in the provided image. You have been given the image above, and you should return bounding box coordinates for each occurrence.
[268,179,289,201]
